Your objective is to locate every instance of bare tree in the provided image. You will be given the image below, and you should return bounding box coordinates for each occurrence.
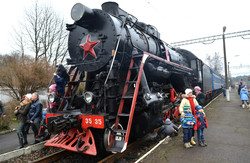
[205,52,223,75]
[0,53,53,100]
[12,0,68,65]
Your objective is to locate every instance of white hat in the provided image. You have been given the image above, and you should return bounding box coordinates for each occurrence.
[26,93,32,100]
[185,88,193,95]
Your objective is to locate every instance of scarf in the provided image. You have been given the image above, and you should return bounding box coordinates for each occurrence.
[186,97,195,115]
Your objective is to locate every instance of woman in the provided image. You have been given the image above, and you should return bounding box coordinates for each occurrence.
[179,88,199,145]
[194,86,206,107]
[14,93,32,149]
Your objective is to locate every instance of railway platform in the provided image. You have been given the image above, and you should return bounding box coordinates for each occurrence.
[0,126,37,154]
[140,90,250,163]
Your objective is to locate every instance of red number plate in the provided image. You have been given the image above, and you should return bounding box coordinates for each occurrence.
[79,115,105,129]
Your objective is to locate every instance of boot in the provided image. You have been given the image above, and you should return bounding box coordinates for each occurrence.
[190,137,196,145]
[188,142,193,148]
[184,143,191,148]
[30,140,39,145]
[202,140,207,146]
[23,132,28,145]
[16,133,24,149]
[198,140,205,147]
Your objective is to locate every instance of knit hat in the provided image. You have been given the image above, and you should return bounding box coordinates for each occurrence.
[195,105,202,111]
[165,118,171,122]
[26,93,32,100]
[185,88,193,95]
[194,86,201,91]
[183,105,190,113]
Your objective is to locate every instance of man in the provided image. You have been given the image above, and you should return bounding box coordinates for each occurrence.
[26,92,43,144]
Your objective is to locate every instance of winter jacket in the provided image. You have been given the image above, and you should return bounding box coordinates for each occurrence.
[29,99,43,121]
[240,88,248,101]
[179,95,199,115]
[0,100,6,117]
[54,75,65,96]
[180,112,196,128]
[16,99,31,123]
[195,111,208,129]
[196,92,206,107]
[158,119,179,136]
[238,84,245,95]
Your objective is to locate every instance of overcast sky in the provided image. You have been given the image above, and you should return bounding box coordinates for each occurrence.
[0,0,249,76]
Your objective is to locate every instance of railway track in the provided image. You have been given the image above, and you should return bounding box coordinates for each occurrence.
[98,126,175,163]
[98,137,148,163]
[29,128,160,163]
[28,150,70,163]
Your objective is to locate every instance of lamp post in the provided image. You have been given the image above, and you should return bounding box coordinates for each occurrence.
[228,62,231,91]
[223,26,230,101]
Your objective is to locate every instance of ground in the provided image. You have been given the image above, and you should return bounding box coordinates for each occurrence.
[141,90,250,163]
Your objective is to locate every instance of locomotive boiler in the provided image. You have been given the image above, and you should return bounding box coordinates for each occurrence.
[43,2,215,156]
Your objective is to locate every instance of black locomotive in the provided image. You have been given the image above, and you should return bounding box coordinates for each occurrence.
[43,2,223,155]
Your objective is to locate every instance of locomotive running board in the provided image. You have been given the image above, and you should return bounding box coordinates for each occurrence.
[44,128,97,156]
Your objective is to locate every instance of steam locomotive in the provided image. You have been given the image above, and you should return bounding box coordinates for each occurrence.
[43,2,224,156]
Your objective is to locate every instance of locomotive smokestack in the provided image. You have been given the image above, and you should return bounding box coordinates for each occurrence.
[101,2,119,16]
[71,3,94,22]
[102,2,129,18]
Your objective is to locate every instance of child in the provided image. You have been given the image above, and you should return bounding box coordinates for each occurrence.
[240,86,249,109]
[47,84,60,113]
[195,105,208,147]
[156,118,179,139]
[180,105,196,148]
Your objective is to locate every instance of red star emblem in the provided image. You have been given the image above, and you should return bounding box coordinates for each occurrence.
[80,34,100,59]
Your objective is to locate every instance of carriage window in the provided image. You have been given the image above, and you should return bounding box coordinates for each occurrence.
[191,60,196,69]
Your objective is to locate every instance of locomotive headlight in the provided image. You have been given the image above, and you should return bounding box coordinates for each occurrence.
[48,93,55,103]
[84,92,94,104]
[156,92,162,98]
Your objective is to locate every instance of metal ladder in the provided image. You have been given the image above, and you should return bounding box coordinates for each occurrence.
[107,53,148,153]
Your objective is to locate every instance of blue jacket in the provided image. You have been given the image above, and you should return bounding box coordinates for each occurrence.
[180,112,196,128]
[29,100,43,121]
[240,88,248,101]
[195,111,207,129]
[54,75,65,96]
